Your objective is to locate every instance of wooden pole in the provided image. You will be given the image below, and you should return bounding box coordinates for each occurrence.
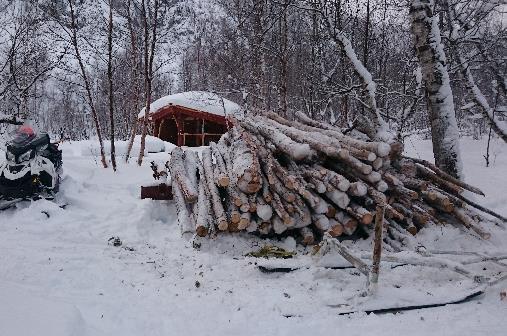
[202,119,205,146]
[370,205,385,291]
[175,115,183,146]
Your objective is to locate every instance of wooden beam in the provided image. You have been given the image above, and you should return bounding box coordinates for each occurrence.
[148,104,227,125]
[174,113,183,146]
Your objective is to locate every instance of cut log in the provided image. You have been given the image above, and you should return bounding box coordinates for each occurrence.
[183,150,199,192]
[261,116,373,175]
[348,181,368,197]
[300,227,316,245]
[395,158,417,177]
[242,118,314,161]
[210,142,230,187]
[406,156,485,196]
[313,214,331,232]
[269,174,297,203]
[328,219,345,237]
[376,180,389,192]
[325,190,350,209]
[172,178,195,234]
[396,175,429,192]
[442,190,507,222]
[169,147,198,203]
[230,130,262,194]
[416,164,463,195]
[248,194,257,213]
[453,208,491,240]
[272,192,294,226]
[260,172,273,203]
[393,185,419,200]
[295,111,391,157]
[315,165,351,192]
[202,148,228,231]
[245,218,259,233]
[347,203,374,225]
[195,175,211,237]
[292,199,312,228]
[347,146,377,162]
[367,186,387,206]
[238,212,251,231]
[258,220,273,235]
[336,211,358,235]
[422,190,454,213]
[311,192,330,214]
[372,157,383,170]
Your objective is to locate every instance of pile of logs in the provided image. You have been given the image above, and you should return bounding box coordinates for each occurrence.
[165,112,505,249]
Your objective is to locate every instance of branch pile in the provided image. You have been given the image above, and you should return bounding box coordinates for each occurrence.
[166,112,505,249]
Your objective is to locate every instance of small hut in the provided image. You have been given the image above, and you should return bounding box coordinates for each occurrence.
[138,91,241,146]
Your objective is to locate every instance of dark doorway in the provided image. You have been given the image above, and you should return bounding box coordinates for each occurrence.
[158,118,178,144]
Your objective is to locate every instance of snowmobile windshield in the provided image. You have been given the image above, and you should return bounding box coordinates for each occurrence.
[9,126,37,148]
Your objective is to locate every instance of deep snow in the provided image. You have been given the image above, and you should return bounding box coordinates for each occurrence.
[0,135,506,336]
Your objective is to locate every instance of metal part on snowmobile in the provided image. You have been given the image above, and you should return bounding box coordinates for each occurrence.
[0,125,62,208]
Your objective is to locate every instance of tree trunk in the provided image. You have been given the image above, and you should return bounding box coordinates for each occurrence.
[409,0,462,179]
[137,0,159,166]
[68,0,107,168]
[107,0,116,171]
[125,0,142,163]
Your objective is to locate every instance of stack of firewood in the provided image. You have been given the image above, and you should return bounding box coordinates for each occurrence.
[164,112,505,249]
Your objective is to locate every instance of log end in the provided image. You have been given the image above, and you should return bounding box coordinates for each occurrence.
[362,213,374,225]
[218,219,229,231]
[217,176,230,187]
[196,226,208,237]
[230,212,241,224]
[237,218,250,230]
[328,223,344,237]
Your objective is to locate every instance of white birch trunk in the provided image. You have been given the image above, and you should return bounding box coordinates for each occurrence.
[410,0,463,179]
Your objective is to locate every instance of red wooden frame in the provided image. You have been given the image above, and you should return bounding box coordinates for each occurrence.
[145,104,232,146]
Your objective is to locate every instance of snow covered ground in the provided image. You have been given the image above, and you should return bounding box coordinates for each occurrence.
[0,135,506,336]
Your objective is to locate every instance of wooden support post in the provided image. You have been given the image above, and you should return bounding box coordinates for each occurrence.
[370,205,385,292]
[157,120,164,138]
[202,119,205,146]
[174,114,184,146]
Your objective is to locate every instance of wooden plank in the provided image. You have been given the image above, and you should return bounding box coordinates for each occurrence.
[140,184,173,200]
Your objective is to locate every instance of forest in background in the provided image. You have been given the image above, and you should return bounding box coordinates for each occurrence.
[0,0,505,154]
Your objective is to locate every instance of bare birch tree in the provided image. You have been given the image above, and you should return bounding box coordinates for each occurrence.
[124,0,143,163]
[107,0,117,171]
[409,0,462,178]
[137,0,160,166]
[67,0,108,168]
[442,0,507,143]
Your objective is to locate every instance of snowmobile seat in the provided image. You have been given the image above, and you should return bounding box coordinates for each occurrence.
[7,133,50,156]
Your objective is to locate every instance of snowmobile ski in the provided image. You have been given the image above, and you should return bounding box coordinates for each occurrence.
[0,198,23,211]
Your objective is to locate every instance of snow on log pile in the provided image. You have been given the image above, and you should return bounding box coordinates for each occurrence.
[165,113,505,248]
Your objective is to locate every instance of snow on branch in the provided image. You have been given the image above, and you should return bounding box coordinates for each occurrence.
[319,7,390,142]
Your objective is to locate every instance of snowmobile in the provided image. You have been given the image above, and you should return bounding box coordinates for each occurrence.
[0,125,62,210]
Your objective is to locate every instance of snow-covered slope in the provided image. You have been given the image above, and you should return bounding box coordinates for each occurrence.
[0,136,505,336]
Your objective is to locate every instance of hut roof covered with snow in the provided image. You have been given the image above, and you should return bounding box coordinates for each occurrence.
[137,91,241,119]
[139,91,241,147]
